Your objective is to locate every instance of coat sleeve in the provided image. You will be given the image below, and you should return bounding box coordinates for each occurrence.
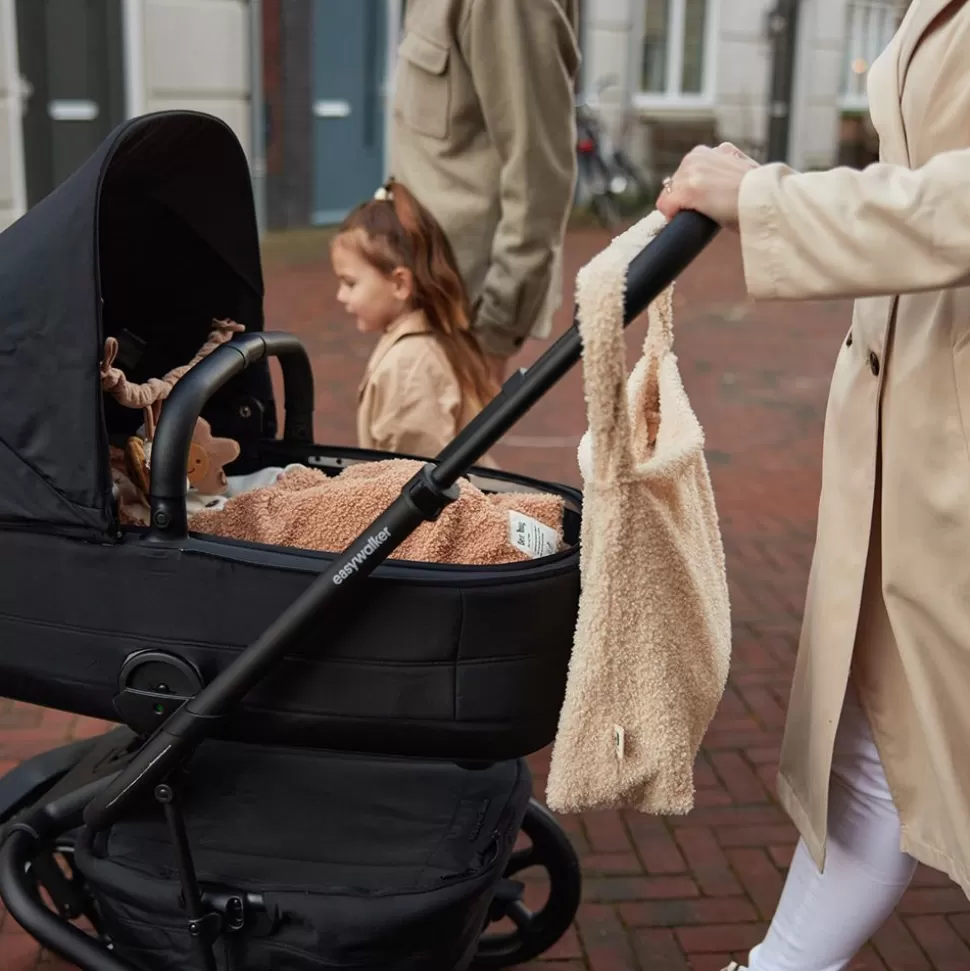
[459,0,579,358]
[368,345,462,459]
[739,148,970,301]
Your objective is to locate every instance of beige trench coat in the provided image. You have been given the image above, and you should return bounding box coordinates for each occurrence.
[357,311,496,466]
[357,311,470,457]
[737,0,970,891]
[389,0,580,359]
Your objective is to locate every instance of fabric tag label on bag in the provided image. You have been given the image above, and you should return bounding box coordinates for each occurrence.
[614,725,625,760]
[508,511,559,559]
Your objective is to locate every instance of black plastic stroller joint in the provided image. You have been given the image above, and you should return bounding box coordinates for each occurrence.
[82,208,718,834]
[149,331,315,539]
[113,651,205,737]
[403,463,462,521]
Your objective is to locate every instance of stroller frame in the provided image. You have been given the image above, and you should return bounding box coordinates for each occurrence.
[84,205,715,830]
[0,109,717,971]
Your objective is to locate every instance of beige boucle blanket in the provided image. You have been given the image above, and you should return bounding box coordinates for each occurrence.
[545,211,731,816]
[189,458,565,565]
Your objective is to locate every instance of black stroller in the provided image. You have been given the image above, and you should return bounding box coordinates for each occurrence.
[0,112,716,971]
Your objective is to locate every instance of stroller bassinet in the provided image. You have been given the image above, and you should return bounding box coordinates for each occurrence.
[0,111,718,971]
[0,109,581,761]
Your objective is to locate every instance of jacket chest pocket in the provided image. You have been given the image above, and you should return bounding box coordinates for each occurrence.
[395,31,451,140]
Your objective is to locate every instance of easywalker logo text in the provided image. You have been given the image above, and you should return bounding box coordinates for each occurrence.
[332,528,392,585]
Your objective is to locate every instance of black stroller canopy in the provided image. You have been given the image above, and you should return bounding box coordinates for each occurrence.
[0,111,268,538]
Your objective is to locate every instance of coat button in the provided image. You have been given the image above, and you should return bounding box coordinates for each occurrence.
[868,351,880,376]
[846,332,853,347]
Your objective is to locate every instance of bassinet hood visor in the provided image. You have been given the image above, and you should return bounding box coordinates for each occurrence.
[0,111,267,538]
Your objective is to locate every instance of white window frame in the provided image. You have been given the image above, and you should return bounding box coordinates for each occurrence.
[121,0,146,119]
[632,0,720,112]
[839,0,899,113]
[384,0,404,178]
[1,0,27,224]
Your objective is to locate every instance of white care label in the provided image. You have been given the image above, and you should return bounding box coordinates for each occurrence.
[508,510,559,559]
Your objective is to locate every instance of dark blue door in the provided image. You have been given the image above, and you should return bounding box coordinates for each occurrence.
[310,0,387,225]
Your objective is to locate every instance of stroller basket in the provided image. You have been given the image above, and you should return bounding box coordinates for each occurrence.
[0,110,718,971]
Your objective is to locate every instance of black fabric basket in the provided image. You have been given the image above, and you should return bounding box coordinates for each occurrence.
[74,742,532,971]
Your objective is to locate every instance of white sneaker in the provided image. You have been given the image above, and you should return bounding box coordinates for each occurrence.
[721,965,746,971]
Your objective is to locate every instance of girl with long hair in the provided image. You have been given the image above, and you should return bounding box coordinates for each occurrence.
[331,179,499,461]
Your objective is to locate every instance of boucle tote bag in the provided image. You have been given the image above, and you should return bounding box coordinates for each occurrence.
[545,212,731,816]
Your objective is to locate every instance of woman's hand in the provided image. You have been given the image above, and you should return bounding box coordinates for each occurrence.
[655,142,760,230]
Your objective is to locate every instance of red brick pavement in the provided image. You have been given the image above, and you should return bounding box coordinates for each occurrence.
[3,227,969,969]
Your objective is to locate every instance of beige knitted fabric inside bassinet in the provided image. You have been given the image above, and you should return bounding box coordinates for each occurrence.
[189,458,565,566]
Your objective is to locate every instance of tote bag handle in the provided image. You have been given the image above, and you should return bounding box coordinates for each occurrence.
[576,215,675,481]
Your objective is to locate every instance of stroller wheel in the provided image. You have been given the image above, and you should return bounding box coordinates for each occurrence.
[472,799,581,968]
[21,838,105,938]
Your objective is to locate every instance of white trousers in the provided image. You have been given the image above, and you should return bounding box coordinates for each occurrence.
[747,685,918,971]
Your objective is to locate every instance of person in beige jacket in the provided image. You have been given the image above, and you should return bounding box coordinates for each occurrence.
[658,1,970,968]
[389,0,580,383]
[330,180,498,461]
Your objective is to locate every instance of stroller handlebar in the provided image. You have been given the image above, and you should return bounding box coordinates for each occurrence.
[83,210,719,831]
[149,332,315,538]
[624,211,719,323]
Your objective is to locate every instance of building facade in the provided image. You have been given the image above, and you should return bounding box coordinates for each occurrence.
[262,0,402,230]
[0,0,252,231]
[1,1,911,234]
[582,0,908,182]
[1,0,404,233]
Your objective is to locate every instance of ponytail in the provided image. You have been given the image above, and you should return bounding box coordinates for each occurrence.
[337,180,499,411]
